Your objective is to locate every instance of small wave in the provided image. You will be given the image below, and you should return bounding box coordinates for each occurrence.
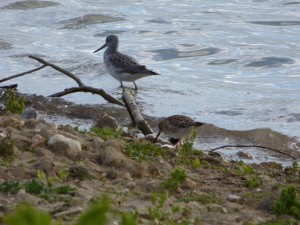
[207,59,237,65]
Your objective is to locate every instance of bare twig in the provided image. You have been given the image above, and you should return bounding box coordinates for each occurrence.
[0,65,46,83]
[50,86,124,107]
[208,145,296,159]
[122,89,153,135]
[28,55,85,87]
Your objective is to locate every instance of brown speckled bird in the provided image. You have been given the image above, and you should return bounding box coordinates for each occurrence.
[154,115,204,144]
[93,35,159,90]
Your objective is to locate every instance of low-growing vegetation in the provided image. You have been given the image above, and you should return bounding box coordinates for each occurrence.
[162,167,187,193]
[91,127,123,140]
[4,90,25,114]
[245,176,262,188]
[0,136,15,161]
[0,179,74,200]
[125,141,166,161]
[273,185,300,219]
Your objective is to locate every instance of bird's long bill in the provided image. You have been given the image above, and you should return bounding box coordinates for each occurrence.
[153,131,161,143]
[93,43,106,53]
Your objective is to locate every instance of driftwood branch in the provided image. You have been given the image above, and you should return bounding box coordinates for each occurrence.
[28,55,85,87]
[50,86,124,107]
[122,89,153,135]
[0,65,47,83]
[0,84,18,89]
[208,145,296,159]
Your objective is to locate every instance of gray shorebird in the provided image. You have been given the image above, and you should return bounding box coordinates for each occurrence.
[93,35,159,90]
[154,115,204,145]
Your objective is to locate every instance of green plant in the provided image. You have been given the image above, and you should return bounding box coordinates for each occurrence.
[171,204,181,213]
[3,203,55,225]
[285,161,299,174]
[125,141,166,161]
[0,179,73,201]
[245,176,262,188]
[0,136,15,161]
[234,162,255,175]
[245,218,298,225]
[37,170,47,182]
[179,128,197,156]
[0,181,22,194]
[58,168,69,181]
[91,127,123,140]
[162,167,187,192]
[24,179,47,195]
[75,194,111,225]
[120,212,138,225]
[148,192,170,223]
[180,193,221,204]
[4,90,25,114]
[192,158,201,169]
[55,185,73,195]
[273,185,300,219]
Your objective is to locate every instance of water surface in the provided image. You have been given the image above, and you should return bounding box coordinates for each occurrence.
[0,0,299,160]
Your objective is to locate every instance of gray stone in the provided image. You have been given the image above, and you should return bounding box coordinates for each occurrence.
[21,108,37,119]
[48,134,81,158]
[94,113,118,130]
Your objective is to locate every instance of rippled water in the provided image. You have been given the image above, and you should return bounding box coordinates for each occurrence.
[0,1,299,156]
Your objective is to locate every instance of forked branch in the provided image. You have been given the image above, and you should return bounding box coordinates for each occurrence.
[28,55,85,87]
[50,86,124,107]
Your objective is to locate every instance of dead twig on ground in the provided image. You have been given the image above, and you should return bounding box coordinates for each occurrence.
[208,144,296,159]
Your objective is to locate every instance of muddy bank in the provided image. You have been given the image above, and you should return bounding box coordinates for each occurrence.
[0,111,299,224]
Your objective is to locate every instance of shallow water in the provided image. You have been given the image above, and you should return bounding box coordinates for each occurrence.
[0,0,299,160]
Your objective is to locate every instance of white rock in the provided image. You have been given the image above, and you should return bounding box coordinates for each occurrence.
[227,194,241,202]
[48,134,81,158]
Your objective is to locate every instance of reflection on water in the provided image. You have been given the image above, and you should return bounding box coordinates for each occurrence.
[0,0,299,151]
[248,21,300,26]
[245,57,295,68]
[149,47,221,60]
[1,1,60,10]
[59,14,125,30]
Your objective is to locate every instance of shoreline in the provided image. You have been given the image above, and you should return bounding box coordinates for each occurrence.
[0,106,300,224]
[17,93,300,165]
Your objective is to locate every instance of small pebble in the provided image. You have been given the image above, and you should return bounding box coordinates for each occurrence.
[227,194,241,202]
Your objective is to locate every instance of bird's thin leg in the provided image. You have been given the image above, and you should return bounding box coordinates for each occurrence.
[154,131,161,143]
[133,81,138,90]
[119,81,125,90]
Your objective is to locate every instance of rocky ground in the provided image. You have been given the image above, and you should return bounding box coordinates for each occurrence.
[0,96,300,225]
